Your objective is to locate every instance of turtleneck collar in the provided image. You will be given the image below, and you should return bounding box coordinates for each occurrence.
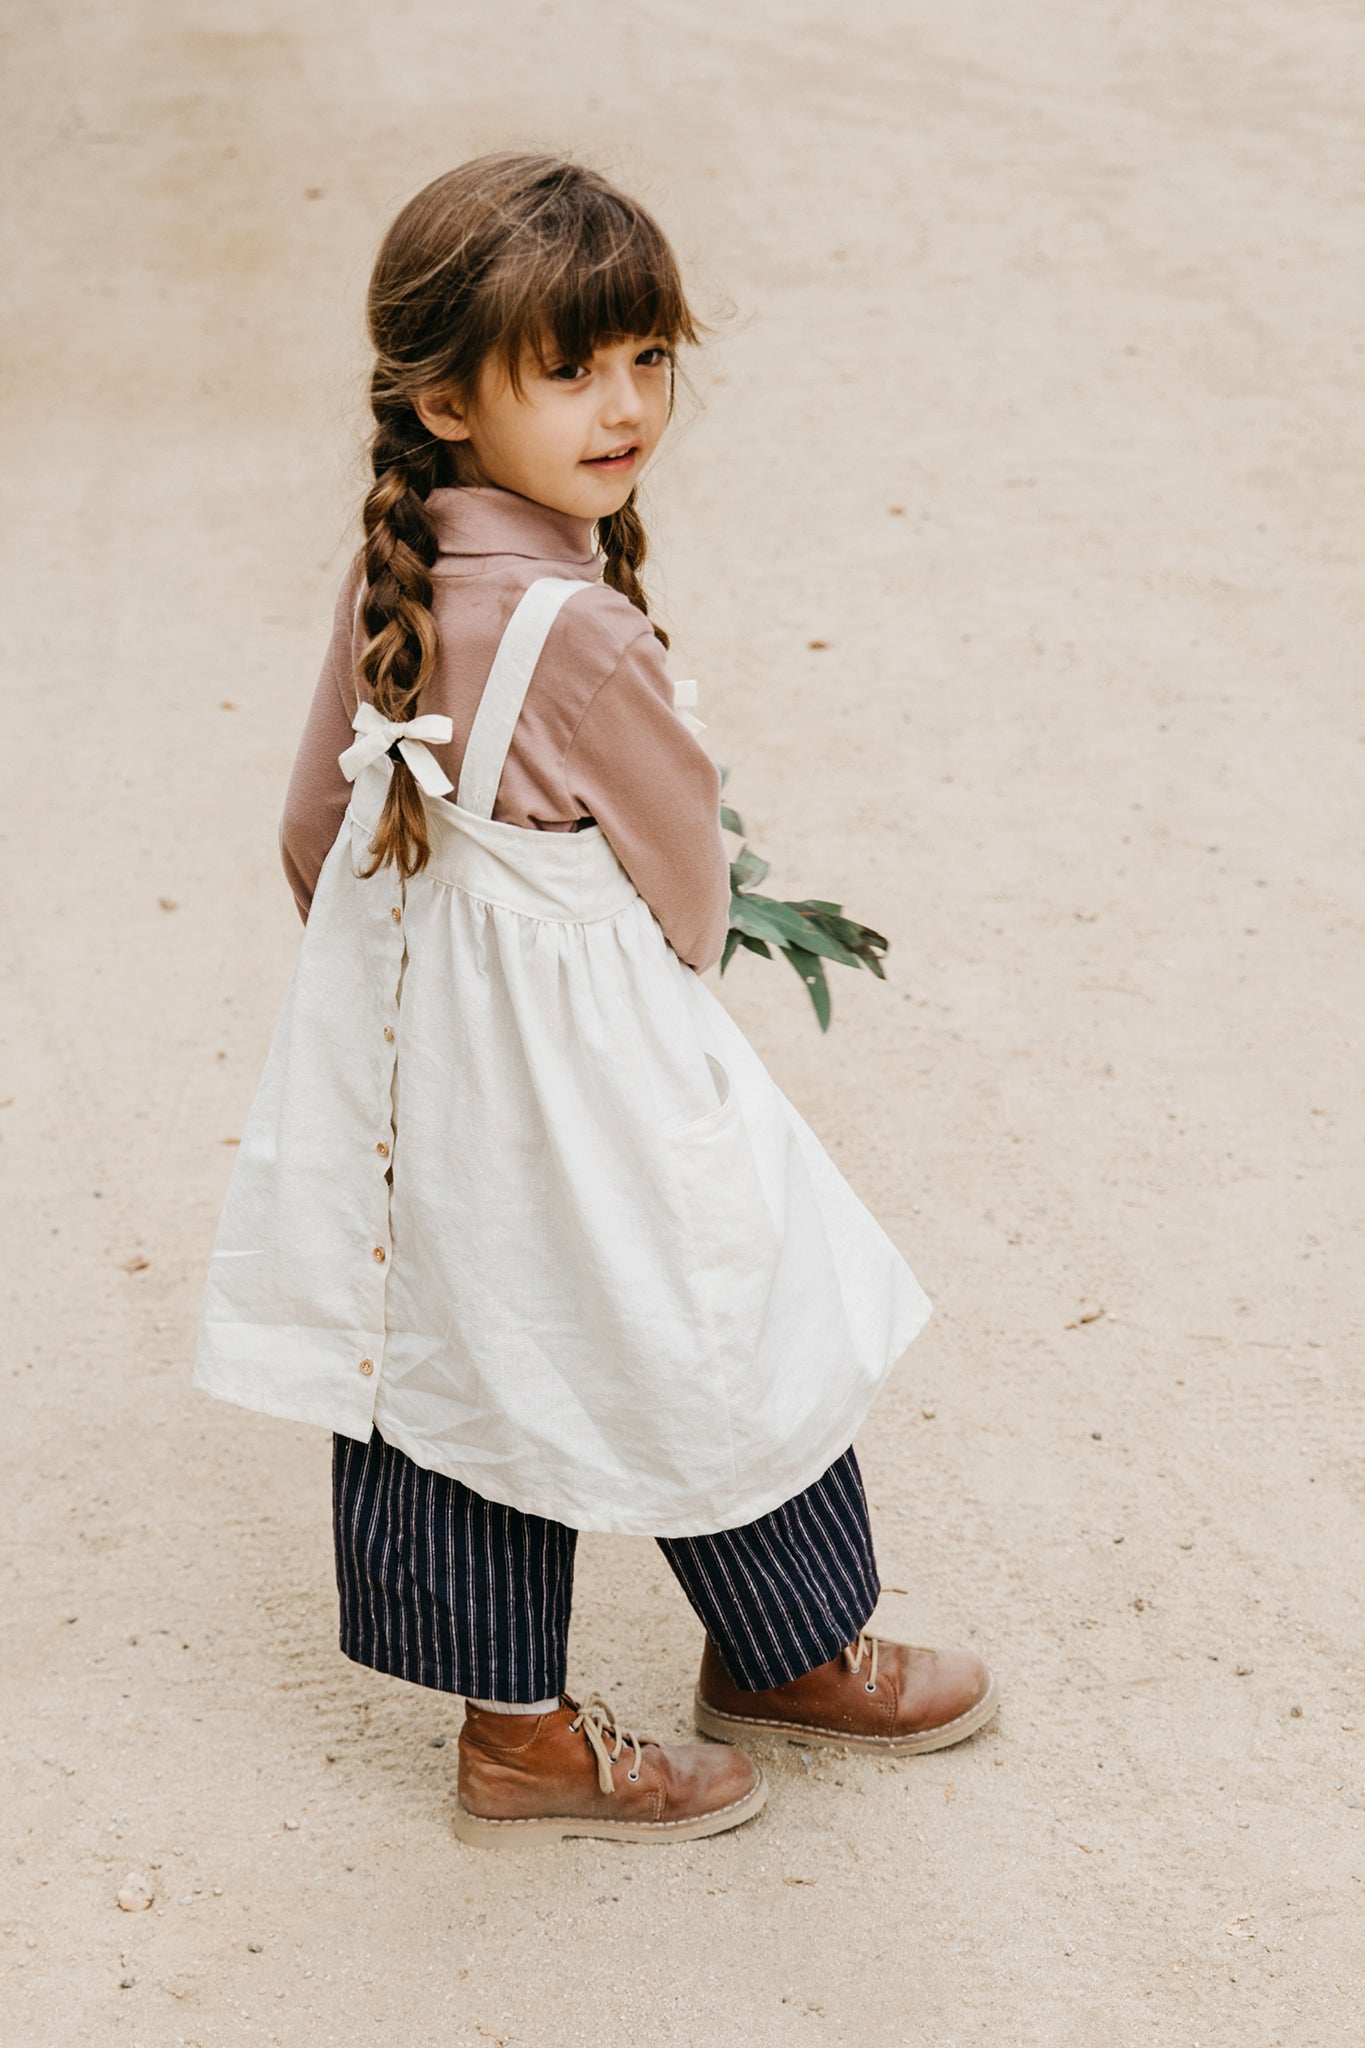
[425,484,600,567]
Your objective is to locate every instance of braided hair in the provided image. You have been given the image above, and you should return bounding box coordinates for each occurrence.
[351,398,446,877]
[597,491,669,651]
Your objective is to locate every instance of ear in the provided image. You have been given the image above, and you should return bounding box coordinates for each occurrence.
[413,387,471,444]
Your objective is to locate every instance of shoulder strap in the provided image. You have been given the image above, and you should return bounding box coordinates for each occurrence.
[456,577,593,818]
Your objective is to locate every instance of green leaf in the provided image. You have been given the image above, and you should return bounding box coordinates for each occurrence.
[779,915,866,970]
[731,892,864,968]
[720,803,746,836]
[782,943,832,1031]
[791,904,889,951]
[827,917,890,954]
[720,928,742,974]
[730,844,770,889]
[736,933,772,958]
[729,894,817,947]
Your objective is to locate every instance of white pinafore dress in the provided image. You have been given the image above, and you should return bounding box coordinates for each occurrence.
[194,578,932,1535]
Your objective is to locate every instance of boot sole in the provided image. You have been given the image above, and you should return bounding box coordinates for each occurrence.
[693,1669,1001,1756]
[451,1770,768,1849]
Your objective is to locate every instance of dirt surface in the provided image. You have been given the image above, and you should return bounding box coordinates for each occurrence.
[4,3,1363,2043]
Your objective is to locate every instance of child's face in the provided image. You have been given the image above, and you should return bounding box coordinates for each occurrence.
[416,334,672,520]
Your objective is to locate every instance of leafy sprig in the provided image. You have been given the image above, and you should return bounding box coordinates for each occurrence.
[717,767,889,1032]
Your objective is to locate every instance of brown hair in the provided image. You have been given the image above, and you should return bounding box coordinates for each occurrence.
[355,152,701,881]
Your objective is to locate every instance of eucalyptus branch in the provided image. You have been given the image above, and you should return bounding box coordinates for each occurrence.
[716,767,890,1033]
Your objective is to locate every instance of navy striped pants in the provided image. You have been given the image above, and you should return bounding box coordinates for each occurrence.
[332,1431,880,1698]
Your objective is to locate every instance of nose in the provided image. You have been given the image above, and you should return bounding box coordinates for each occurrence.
[599,359,645,430]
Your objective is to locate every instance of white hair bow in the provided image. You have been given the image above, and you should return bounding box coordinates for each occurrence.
[338,702,455,797]
[671,677,707,737]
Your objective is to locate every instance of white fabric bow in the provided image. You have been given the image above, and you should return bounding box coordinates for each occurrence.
[338,702,455,797]
[671,677,707,737]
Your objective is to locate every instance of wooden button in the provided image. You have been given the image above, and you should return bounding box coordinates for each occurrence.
[390,907,402,924]
[358,1358,374,1376]
[383,1026,395,1043]
[372,1246,387,1263]
[376,1141,389,1158]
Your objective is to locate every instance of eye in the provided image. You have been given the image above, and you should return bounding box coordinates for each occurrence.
[547,362,589,382]
[635,346,668,368]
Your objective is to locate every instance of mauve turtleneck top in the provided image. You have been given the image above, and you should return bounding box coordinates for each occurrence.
[279,484,731,974]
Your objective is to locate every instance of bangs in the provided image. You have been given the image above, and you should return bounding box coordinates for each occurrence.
[488,182,700,388]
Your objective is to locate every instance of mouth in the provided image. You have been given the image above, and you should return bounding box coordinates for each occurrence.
[582,444,640,472]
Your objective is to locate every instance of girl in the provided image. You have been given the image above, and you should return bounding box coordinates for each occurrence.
[195,153,998,1848]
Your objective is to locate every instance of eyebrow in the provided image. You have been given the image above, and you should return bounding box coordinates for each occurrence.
[564,334,669,356]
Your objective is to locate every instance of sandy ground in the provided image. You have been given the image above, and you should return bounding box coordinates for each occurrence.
[3,2,1363,2043]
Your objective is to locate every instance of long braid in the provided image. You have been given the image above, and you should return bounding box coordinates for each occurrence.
[598,491,670,650]
[353,391,445,880]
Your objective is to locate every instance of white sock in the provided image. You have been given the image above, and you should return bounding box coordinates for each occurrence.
[467,1695,560,1715]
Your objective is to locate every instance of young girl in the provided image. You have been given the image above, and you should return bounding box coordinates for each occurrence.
[195,152,998,1848]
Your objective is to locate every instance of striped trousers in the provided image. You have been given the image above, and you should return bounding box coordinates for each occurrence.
[332,1430,880,1698]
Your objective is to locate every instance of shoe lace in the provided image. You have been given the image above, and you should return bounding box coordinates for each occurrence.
[842,1630,881,1694]
[568,1692,645,1795]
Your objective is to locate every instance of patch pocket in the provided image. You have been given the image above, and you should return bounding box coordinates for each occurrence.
[664,1053,782,1345]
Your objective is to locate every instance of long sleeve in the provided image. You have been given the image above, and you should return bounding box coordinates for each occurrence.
[280,567,361,923]
[563,624,732,974]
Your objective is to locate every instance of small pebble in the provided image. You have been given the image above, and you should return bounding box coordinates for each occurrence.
[247,1941,263,1954]
[117,1874,154,1913]
[1290,1705,1303,1718]
[119,1973,136,1989]
[282,1818,300,1831]
[1091,1431,1102,1441]
[920,1407,936,1421]
[1235,1665,1254,1677]
[430,1736,446,1748]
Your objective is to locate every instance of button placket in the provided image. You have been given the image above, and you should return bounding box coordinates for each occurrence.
[365,872,405,1381]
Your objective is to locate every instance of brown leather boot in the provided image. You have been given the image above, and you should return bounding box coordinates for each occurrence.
[694,1631,999,1754]
[454,1691,767,1847]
